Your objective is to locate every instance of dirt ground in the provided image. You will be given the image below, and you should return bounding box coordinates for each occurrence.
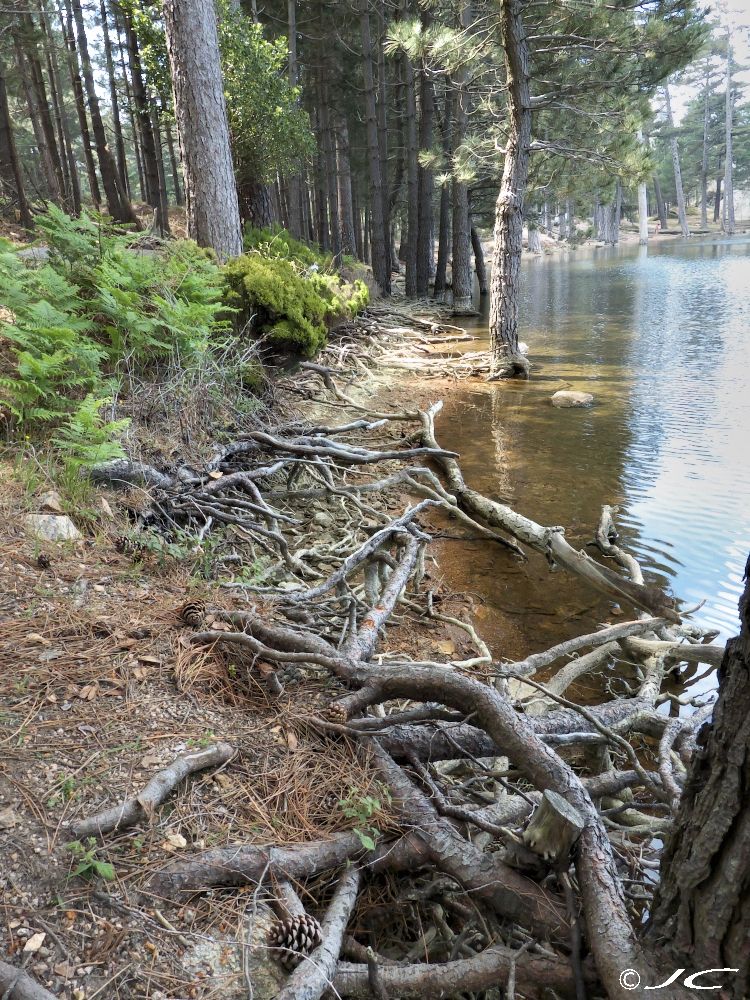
[0,413,482,1000]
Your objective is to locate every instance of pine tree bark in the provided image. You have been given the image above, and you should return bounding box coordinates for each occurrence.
[714,175,722,223]
[285,0,303,238]
[653,173,667,230]
[489,0,531,378]
[471,224,488,293]
[722,33,735,236]
[415,8,435,295]
[70,0,136,224]
[163,0,242,259]
[335,114,356,256]
[0,59,33,228]
[39,0,81,213]
[700,58,710,230]
[648,555,750,997]
[12,20,64,205]
[358,0,390,294]
[99,0,129,196]
[160,96,183,205]
[123,12,168,233]
[450,1,473,314]
[663,84,690,238]
[403,34,418,296]
[59,0,100,207]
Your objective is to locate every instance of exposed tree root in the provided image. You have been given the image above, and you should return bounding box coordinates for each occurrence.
[0,963,58,1000]
[81,333,722,999]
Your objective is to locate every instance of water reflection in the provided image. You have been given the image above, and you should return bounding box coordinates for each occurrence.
[436,237,750,669]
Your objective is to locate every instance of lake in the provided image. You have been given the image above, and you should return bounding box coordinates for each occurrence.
[435,237,750,688]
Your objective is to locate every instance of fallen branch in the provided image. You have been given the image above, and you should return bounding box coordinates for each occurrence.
[0,963,57,1000]
[71,742,235,838]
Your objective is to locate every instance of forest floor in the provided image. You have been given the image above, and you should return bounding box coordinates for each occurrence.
[0,310,491,1000]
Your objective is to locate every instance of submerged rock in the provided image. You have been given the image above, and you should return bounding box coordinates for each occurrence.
[551,390,594,408]
[25,513,81,542]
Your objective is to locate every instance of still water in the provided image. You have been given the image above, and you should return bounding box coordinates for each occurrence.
[436,237,750,674]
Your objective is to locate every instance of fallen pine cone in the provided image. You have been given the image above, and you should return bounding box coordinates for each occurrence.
[178,600,206,628]
[114,535,145,558]
[268,913,323,970]
[36,553,52,569]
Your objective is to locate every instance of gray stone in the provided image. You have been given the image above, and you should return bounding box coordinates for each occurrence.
[182,902,286,1000]
[25,514,81,542]
[551,390,594,408]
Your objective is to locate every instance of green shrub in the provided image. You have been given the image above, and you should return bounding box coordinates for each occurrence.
[225,231,369,357]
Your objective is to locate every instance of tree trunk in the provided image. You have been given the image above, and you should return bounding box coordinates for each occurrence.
[714,175,722,223]
[526,224,541,254]
[433,87,453,302]
[433,179,451,301]
[150,107,171,231]
[637,129,649,244]
[124,12,168,233]
[376,3,391,279]
[403,29,418,297]
[489,0,531,378]
[450,2,473,315]
[653,173,667,230]
[471,225,488,292]
[358,0,390,294]
[285,0,303,238]
[161,97,183,206]
[663,84,689,238]
[12,22,64,205]
[319,74,341,262]
[59,0,100,208]
[648,555,750,997]
[723,33,735,236]
[415,8,435,296]
[700,58,710,229]
[39,0,80,212]
[70,0,136,223]
[99,0,128,196]
[163,0,242,259]
[352,185,362,259]
[612,182,621,245]
[335,115,356,256]
[0,59,33,228]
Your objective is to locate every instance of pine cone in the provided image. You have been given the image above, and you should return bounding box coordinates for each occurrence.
[114,535,144,558]
[36,553,52,570]
[178,601,206,628]
[323,701,348,723]
[268,914,323,969]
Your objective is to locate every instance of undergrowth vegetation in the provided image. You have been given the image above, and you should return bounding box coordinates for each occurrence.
[1,210,368,478]
[225,225,369,355]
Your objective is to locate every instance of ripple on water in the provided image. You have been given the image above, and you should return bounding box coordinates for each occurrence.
[437,237,750,662]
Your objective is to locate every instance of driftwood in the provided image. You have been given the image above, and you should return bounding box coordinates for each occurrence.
[71,743,235,837]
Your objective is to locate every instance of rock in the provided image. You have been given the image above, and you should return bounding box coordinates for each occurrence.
[182,902,285,1000]
[25,514,81,542]
[39,490,65,514]
[312,511,333,528]
[551,390,594,408]
[518,341,529,355]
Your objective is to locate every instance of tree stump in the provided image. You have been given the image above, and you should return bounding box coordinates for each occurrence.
[523,790,585,864]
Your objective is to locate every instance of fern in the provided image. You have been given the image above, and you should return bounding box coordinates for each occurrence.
[51,395,129,468]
